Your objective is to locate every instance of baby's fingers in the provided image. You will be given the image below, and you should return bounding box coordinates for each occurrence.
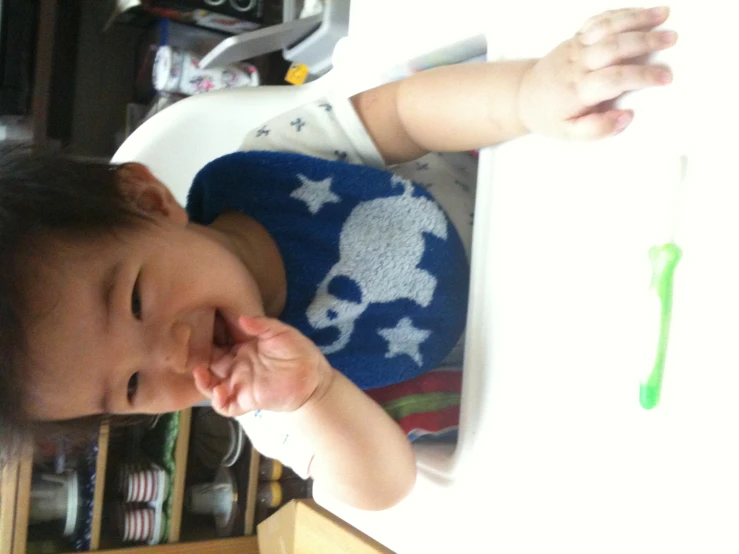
[211,382,234,415]
[238,316,303,361]
[584,30,677,71]
[579,7,669,46]
[193,365,216,398]
[194,365,248,418]
[565,109,633,140]
[238,315,288,341]
[579,64,672,106]
[212,382,250,418]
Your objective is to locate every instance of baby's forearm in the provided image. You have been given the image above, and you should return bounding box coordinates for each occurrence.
[352,60,536,165]
[292,368,417,510]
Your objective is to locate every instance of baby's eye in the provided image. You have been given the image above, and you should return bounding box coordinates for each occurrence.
[131,277,142,320]
[127,372,139,403]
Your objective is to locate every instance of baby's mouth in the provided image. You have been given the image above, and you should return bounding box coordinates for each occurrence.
[213,310,234,349]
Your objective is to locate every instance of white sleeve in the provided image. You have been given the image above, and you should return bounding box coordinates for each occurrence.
[239,95,386,169]
[235,410,314,480]
[239,95,477,256]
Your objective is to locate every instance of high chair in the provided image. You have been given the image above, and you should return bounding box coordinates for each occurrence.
[112,34,488,201]
[114,74,341,206]
[113,6,739,550]
[111,38,488,550]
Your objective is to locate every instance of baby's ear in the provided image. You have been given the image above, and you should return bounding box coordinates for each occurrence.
[116,163,188,226]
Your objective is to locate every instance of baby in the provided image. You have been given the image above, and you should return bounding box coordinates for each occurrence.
[0,8,676,510]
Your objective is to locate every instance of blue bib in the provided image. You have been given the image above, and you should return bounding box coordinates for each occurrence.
[187,151,469,389]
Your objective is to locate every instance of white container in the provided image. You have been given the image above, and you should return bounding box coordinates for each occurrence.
[153,46,259,96]
[29,471,79,537]
[188,482,234,515]
[186,467,238,536]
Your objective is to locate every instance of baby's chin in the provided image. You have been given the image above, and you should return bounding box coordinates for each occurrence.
[179,386,211,411]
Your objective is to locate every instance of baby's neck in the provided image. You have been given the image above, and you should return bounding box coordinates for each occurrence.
[208,211,287,317]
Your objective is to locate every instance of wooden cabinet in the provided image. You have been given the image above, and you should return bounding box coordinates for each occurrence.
[258,500,394,554]
[0,408,266,554]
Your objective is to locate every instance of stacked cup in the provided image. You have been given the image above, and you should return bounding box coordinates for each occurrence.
[117,504,156,543]
[115,462,166,545]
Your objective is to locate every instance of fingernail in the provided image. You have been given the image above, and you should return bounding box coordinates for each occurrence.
[655,68,672,84]
[238,315,253,330]
[650,6,668,19]
[660,30,677,45]
[614,112,633,135]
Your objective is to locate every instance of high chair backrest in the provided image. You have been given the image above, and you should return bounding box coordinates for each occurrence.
[112,32,490,206]
[112,73,345,206]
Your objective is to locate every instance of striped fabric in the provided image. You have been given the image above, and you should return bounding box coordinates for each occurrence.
[366,370,462,442]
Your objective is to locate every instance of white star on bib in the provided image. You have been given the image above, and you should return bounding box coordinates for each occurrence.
[290,174,340,215]
[378,317,431,367]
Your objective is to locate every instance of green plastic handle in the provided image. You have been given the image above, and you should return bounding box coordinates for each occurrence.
[640,243,682,410]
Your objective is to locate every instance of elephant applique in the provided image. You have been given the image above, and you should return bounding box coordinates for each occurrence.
[306,175,449,355]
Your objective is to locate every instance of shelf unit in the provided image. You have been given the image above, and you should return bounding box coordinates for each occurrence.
[11,445,33,554]
[0,458,20,554]
[89,423,110,551]
[244,447,261,536]
[167,408,191,544]
[88,537,259,554]
[0,407,270,554]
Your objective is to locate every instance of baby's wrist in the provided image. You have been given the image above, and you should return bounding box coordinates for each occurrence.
[296,362,336,413]
[514,59,539,135]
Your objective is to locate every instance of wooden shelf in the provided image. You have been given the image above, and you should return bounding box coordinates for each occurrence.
[11,443,33,554]
[67,536,259,554]
[244,448,261,536]
[89,422,111,551]
[167,408,192,543]
[0,458,20,554]
[5,410,267,553]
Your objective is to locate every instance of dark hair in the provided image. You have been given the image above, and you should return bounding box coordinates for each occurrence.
[0,143,152,463]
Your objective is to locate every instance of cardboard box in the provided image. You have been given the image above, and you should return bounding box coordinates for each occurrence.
[257,500,395,554]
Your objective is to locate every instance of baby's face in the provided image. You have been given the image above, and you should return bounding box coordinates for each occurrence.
[23,201,264,421]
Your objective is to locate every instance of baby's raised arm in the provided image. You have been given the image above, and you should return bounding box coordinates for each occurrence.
[352,6,677,165]
[193,316,416,510]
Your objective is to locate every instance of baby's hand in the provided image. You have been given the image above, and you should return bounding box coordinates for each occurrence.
[193,316,333,417]
[518,6,678,139]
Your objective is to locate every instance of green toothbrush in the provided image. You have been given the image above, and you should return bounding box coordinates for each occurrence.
[640,155,687,410]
